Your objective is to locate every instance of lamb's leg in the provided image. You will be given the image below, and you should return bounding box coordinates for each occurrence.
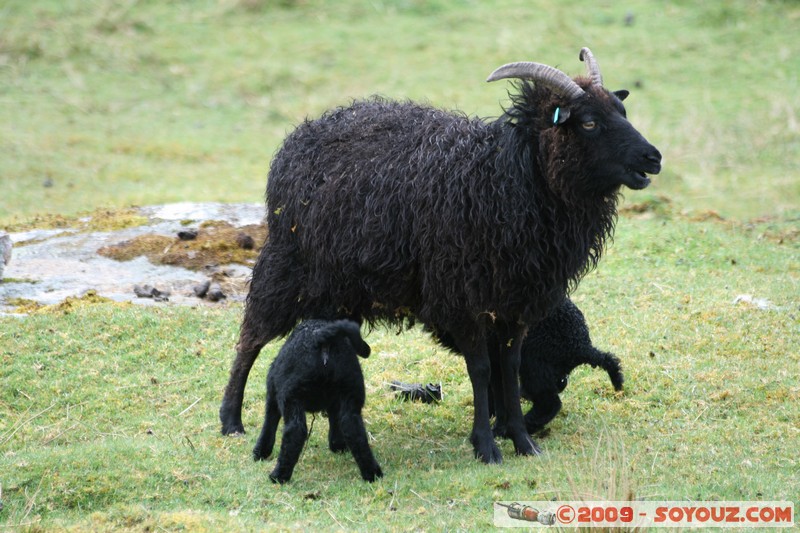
[338,401,383,482]
[252,385,280,460]
[524,393,562,434]
[496,325,540,456]
[326,401,347,453]
[453,332,502,464]
[220,340,264,435]
[269,402,307,484]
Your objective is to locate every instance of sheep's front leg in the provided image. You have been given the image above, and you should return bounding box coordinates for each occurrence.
[487,347,508,436]
[455,333,502,464]
[497,325,541,456]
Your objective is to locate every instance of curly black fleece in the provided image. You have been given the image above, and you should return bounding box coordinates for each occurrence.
[241,82,619,347]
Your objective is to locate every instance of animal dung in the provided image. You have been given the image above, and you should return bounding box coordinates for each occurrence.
[177,229,199,241]
[236,232,255,250]
[193,280,211,298]
[205,282,226,302]
[193,279,225,301]
[133,284,170,301]
[389,381,442,403]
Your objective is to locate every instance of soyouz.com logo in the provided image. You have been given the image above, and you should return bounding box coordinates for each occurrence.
[493,501,795,528]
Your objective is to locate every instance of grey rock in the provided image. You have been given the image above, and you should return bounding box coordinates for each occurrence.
[0,233,11,279]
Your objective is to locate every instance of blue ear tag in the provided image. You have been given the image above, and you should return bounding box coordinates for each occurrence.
[553,107,560,124]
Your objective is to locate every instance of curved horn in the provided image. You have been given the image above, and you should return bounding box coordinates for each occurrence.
[486,61,585,100]
[579,47,603,86]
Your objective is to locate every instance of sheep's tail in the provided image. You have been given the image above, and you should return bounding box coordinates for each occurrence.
[585,348,624,391]
[314,320,371,359]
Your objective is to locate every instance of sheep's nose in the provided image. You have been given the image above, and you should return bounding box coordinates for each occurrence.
[644,147,662,173]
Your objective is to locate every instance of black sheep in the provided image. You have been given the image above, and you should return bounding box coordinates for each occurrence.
[252,319,383,483]
[435,299,623,434]
[222,48,661,464]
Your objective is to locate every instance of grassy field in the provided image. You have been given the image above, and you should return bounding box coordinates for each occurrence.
[1,0,799,221]
[1,0,799,530]
[2,212,798,530]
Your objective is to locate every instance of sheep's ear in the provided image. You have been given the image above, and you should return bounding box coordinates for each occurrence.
[553,106,571,125]
[614,89,630,101]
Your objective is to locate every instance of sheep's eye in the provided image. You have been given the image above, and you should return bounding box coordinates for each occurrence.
[581,120,597,131]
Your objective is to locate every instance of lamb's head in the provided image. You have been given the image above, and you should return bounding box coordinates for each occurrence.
[518,344,624,434]
[488,47,662,198]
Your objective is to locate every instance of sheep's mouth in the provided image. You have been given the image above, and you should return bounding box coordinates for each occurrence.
[622,168,652,190]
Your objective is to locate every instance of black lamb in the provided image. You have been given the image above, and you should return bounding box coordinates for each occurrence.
[519,299,623,433]
[252,319,383,483]
[434,298,623,434]
[221,48,661,464]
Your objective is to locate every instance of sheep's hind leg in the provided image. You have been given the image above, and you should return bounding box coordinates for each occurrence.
[338,402,383,482]
[220,244,302,435]
[269,402,308,484]
[220,340,264,435]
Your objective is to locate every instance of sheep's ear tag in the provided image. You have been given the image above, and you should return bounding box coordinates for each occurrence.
[553,107,570,125]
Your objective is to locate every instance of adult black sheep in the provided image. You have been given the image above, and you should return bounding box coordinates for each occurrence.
[221,48,661,464]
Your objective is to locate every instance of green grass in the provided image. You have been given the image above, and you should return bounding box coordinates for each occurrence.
[1,0,799,222]
[2,213,798,530]
[2,0,799,530]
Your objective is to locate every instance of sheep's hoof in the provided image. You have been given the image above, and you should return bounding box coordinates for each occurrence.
[476,446,503,464]
[219,403,245,435]
[362,465,384,482]
[221,426,245,436]
[269,470,290,484]
[219,412,244,435]
[514,434,542,456]
[252,447,271,462]
[471,433,503,464]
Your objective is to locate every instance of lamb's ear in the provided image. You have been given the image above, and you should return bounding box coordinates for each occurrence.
[613,89,629,101]
[355,339,371,359]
